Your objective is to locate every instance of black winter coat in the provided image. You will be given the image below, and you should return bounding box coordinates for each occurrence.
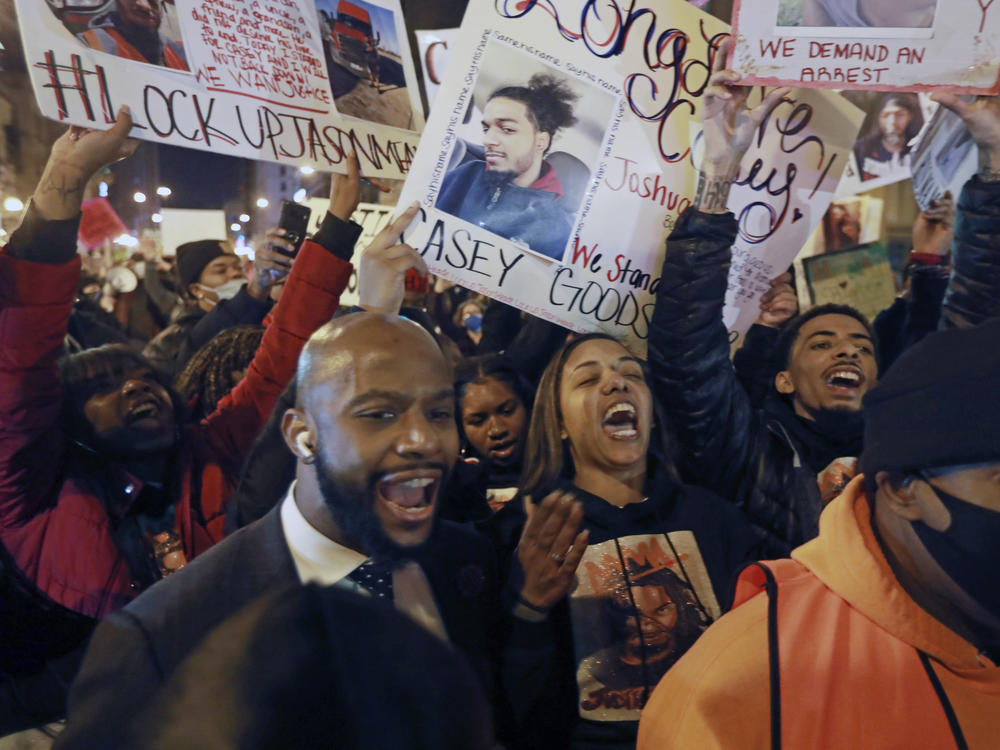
[648,177,1000,557]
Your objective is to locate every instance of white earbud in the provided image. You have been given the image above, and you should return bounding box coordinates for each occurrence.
[296,433,314,458]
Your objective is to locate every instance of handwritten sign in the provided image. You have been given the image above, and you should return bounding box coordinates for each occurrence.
[395,0,863,352]
[731,0,1000,94]
[14,0,425,178]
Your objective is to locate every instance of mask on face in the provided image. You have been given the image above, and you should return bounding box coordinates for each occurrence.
[199,278,246,303]
[132,262,146,279]
[463,314,483,334]
[912,475,1000,619]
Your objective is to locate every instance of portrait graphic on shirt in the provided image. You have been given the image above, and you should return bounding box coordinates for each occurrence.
[434,39,618,265]
[571,532,720,722]
[315,0,418,131]
[775,0,940,32]
[47,0,192,73]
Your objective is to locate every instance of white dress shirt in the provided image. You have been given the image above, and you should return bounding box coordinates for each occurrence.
[280,483,449,641]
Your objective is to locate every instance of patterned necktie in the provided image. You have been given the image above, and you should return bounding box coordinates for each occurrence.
[346,559,394,600]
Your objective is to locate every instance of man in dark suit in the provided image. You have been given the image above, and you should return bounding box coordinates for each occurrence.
[55,243,501,747]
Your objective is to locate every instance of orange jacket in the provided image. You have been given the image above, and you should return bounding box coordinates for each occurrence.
[637,476,1000,749]
[80,27,188,71]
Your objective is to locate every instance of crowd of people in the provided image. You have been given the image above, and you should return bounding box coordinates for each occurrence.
[0,35,998,750]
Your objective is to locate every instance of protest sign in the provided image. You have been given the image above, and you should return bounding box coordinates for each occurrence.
[396,0,863,352]
[910,103,979,210]
[14,0,424,178]
[158,208,226,256]
[415,29,458,110]
[803,242,896,321]
[835,91,936,195]
[304,198,395,304]
[731,0,1000,94]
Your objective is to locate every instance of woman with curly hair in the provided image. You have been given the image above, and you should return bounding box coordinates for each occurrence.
[175,326,264,422]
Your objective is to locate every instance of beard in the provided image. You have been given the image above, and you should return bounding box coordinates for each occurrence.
[313,450,437,564]
[482,167,517,190]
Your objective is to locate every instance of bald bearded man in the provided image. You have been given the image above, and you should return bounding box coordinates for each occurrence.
[55,249,501,750]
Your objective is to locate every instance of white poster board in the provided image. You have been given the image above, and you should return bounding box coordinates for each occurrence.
[731,0,1000,94]
[14,0,425,178]
[158,208,226,256]
[396,0,863,352]
[415,28,458,111]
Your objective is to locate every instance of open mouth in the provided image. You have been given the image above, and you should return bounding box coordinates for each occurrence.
[602,401,639,440]
[125,399,161,425]
[824,366,864,394]
[375,470,441,524]
[488,439,517,460]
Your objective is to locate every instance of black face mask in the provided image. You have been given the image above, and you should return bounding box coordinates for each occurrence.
[912,475,1000,620]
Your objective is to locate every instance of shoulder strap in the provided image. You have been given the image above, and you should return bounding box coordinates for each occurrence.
[917,651,969,750]
[750,562,782,750]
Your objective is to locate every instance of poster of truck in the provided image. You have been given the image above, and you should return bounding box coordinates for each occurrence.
[315,0,421,131]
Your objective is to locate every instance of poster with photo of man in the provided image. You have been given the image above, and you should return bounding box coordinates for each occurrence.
[434,43,616,263]
[49,0,190,71]
[395,0,864,353]
[835,91,936,194]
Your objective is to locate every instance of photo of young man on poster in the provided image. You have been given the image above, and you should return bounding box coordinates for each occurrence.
[435,41,616,263]
[851,93,925,183]
[67,0,190,71]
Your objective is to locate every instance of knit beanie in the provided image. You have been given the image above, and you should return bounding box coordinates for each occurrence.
[860,318,1000,478]
[176,240,226,289]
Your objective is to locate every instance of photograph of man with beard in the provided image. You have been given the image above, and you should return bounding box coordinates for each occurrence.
[435,49,615,263]
[853,94,924,183]
[576,553,711,717]
[75,0,189,71]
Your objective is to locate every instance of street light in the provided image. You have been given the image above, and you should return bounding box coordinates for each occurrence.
[256,198,269,208]
[239,213,251,223]
[156,186,172,197]
[133,191,147,203]
[151,213,163,224]
[3,197,24,212]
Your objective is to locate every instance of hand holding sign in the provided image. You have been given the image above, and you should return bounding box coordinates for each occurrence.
[35,106,139,221]
[358,203,427,314]
[931,94,1000,178]
[702,39,792,175]
[697,39,791,213]
[756,272,799,328]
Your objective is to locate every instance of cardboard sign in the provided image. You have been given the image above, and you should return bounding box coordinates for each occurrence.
[731,0,1000,94]
[78,197,127,249]
[803,242,896,321]
[395,0,863,352]
[14,0,424,178]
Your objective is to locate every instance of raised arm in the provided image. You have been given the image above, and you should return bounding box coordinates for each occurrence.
[0,110,137,525]
[647,39,790,501]
[931,94,1000,328]
[196,154,370,478]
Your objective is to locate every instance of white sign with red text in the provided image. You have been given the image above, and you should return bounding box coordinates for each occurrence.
[14,0,424,178]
